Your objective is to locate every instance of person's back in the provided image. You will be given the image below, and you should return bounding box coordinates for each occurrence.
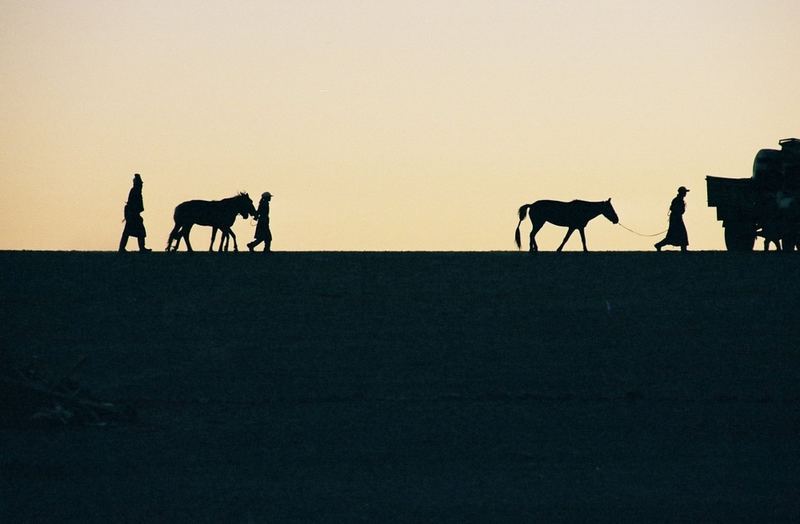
[126,184,143,216]
[669,195,685,217]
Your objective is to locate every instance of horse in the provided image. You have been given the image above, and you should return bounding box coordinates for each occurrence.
[166,192,257,252]
[205,196,256,252]
[514,199,619,252]
[210,216,241,252]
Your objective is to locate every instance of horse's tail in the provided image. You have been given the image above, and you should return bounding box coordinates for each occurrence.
[167,203,185,251]
[515,204,530,249]
[167,223,181,251]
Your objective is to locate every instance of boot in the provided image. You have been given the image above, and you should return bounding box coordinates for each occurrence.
[138,237,152,252]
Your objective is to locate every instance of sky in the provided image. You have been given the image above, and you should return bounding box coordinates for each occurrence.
[1,0,798,251]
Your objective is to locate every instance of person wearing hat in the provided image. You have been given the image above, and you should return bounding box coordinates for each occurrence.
[247,192,272,253]
[655,186,690,252]
[118,173,151,252]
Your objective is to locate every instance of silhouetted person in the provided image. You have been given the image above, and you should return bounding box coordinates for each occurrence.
[247,192,272,253]
[655,186,689,252]
[118,173,151,252]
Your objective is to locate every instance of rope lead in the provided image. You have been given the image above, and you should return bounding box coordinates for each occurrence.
[617,222,668,237]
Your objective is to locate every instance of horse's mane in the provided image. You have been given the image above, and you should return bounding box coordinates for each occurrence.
[216,192,249,203]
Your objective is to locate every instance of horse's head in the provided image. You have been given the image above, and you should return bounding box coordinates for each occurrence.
[237,192,256,219]
[603,198,619,224]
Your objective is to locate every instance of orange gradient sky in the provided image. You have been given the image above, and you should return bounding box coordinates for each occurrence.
[1,0,798,251]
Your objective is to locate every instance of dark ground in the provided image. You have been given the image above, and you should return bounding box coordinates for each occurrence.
[1,251,800,522]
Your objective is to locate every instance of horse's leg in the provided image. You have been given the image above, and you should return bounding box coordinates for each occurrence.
[218,231,226,252]
[556,228,575,252]
[221,228,230,251]
[579,228,588,252]
[174,226,186,251]
[228,229,238,251]
[183,224,194,252]
[529,219,545,252]
[210,227,218,251]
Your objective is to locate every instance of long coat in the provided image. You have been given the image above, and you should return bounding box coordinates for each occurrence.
[123,185,146,238]
[662,195,688,246]
[254,199,271,242]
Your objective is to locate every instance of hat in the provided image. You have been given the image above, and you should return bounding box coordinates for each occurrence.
[133,173,143,185]
[261,192,272,199]
[678,186,689,193]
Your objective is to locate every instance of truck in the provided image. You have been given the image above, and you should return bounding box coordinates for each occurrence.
[706,138,800,251]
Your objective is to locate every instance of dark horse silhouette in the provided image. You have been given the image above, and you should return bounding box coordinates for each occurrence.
[514,199,619,252]
[166,193,257,252]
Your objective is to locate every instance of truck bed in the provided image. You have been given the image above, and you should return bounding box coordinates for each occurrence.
[706,176,757,222]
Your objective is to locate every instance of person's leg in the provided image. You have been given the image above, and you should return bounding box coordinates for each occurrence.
[264,231,272,252]
[137,236,151,252]
[119,233,129,252]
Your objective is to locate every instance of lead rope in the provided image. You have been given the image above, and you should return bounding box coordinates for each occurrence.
[617,222,668,237]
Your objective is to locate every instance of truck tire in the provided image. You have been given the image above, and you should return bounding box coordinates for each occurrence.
[724,222,756,251]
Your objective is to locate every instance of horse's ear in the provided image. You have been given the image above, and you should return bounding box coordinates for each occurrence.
[607,198,611,202]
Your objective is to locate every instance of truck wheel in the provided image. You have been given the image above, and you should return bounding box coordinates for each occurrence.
[724,222,756,251]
